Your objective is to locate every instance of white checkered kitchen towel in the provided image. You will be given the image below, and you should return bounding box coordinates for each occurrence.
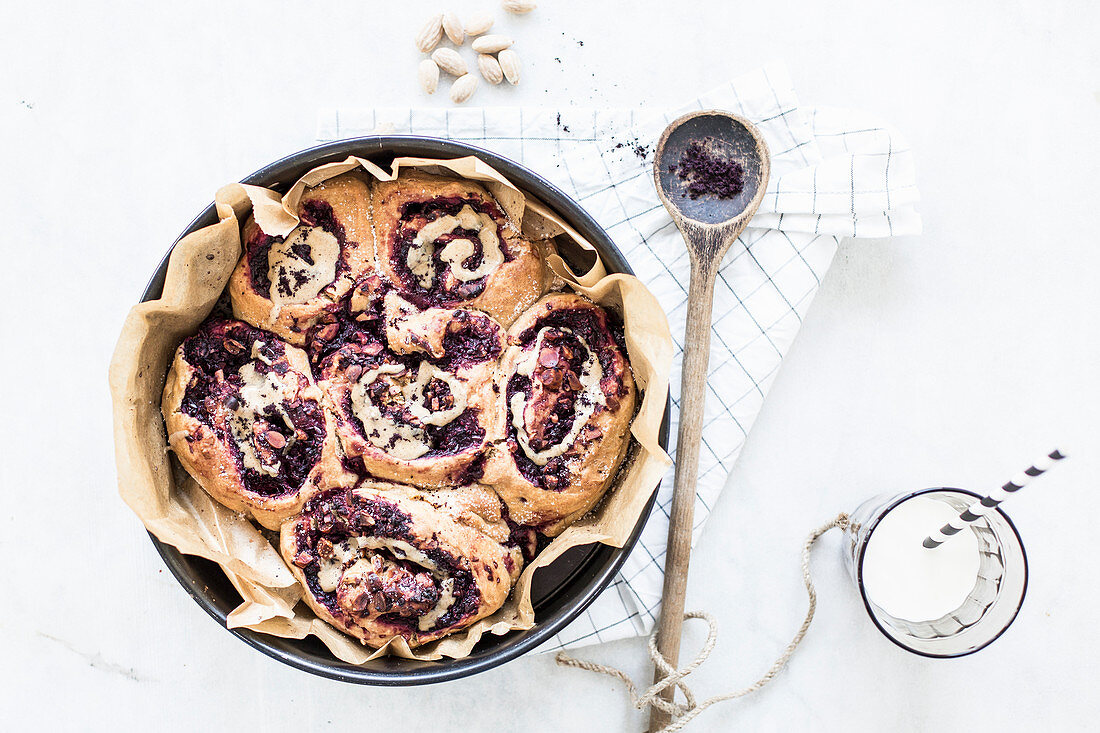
[317,63,921,652]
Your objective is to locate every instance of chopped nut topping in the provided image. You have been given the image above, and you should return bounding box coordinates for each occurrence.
[537,368,562,389]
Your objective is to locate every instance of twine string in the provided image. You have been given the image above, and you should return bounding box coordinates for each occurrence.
[555,513,851,733]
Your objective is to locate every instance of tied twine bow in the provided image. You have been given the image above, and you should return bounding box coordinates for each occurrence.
[555,513,851,733]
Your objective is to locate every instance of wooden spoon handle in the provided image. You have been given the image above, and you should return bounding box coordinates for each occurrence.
[649,259,718,732]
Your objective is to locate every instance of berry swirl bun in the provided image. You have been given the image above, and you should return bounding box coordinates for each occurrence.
[484,294,636,535]
[311,277,506,488]
[281,482,524,648]
[162,319,350,529]
[229,173,375,345]
[372,172,548,326]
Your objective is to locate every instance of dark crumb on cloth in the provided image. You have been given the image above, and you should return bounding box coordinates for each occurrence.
[612,139,651,160]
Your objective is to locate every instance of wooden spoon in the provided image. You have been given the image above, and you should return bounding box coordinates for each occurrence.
[648,111,770,732]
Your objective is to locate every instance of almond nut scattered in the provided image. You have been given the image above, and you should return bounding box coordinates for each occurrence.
[442,11,465,45]
[477,53,504,85]
[431,47,468,77]
[498,48,521,85]
[414,13,444,53]
[450,73,479,104]
[464,12,494,36]
[418,59,440,94]
[471,34,513,53]
[502,0,537,13]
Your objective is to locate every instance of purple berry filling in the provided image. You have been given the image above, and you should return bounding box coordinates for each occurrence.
[306,276,390,367]
[454,453,487,485]
[178,319,324,498]
[299,199,347,242]
[390,196,513,304]
[505,375,571,491]
[295,488,479,633]
[239,400,325,496]
[503,514,539,563]
[244,199,350,296]
[516,307,627,389]
[181,320,285,383]
[506,307,630,491]
[424,409,485,458]
[436,310,503,370]
[340,387,485,459]
[247,236,276,294]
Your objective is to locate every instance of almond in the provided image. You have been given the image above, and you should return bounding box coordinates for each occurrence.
[502,0,537,13]
[431,47,467,76]
[477,53,504,85]
[471,34,513,53]
[418,59,440,94]
[498,48,521,85]
[450,74,478,104]
[464,12,494,36]
[442,11,465,45]
[414,13,444,53]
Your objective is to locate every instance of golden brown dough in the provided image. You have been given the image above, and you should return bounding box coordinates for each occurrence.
[162,319,353,529]
[483,293,636,535]
[229,172,375,345]
[280,480,525,648]
[371,171,549,326]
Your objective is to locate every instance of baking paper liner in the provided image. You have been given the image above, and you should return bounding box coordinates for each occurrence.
[109,154,672,662]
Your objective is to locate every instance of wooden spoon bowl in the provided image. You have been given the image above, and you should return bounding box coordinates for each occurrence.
[655,112,770,228]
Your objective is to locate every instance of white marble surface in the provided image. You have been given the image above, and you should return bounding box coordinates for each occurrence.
[4,1,1099,730]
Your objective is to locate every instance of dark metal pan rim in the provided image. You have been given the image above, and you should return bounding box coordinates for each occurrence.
[141,135,670,685]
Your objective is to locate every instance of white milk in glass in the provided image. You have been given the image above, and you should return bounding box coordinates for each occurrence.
[861,496,980,622]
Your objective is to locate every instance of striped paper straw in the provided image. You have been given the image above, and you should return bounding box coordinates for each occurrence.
[922,449,1066,549]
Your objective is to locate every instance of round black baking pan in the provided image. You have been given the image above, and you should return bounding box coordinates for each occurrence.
[143,136,670,685]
